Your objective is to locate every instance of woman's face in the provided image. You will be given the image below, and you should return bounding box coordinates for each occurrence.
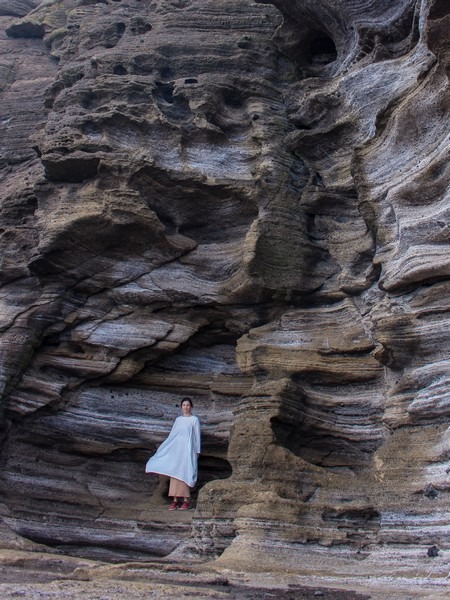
[181,400,192,416]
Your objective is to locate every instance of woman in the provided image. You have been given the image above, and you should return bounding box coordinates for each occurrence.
[145,398,201,510]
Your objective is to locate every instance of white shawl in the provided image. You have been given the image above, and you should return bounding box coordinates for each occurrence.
[145,415,201,487]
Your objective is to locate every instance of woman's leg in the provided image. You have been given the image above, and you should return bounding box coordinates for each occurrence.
[168,478,190,509]
[168,497,178,510]
[179,498,189,509]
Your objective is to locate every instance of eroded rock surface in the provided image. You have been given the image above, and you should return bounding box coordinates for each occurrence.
[0,0,449,592]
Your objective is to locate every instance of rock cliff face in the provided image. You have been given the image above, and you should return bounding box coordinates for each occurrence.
[0,0,449,589]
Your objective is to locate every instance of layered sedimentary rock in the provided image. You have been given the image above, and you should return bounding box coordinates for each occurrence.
[0,0,449,589]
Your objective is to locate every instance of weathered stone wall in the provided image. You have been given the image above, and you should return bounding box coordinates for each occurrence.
[0,0,449,580]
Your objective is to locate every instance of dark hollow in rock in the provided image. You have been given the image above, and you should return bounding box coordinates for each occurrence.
[113,64,128,76]
[129,17,152,35]
[103,22,126,48]
[308,31,338,65]
[423,484,439,499]
[42,155,101,182]
[6,21,45,38]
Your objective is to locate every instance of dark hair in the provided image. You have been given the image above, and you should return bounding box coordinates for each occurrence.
[181,397,193,407]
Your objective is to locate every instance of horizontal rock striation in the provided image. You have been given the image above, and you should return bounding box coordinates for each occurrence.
[0,0,449,589]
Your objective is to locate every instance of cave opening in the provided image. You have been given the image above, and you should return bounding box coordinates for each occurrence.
[308,31,338,65]
[273,13,339,75]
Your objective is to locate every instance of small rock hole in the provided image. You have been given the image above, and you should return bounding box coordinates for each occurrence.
[309,32,337,65]
[223,89,244,109]
[424,484,439,499]
[155,81,174,104]
[81,92,98,109]
[104,22,126,48]
[130,18,152,35]
[427,545,439,558]
[113,64,128,75]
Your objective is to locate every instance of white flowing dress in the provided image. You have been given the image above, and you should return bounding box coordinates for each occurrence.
[145,415,201,487]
